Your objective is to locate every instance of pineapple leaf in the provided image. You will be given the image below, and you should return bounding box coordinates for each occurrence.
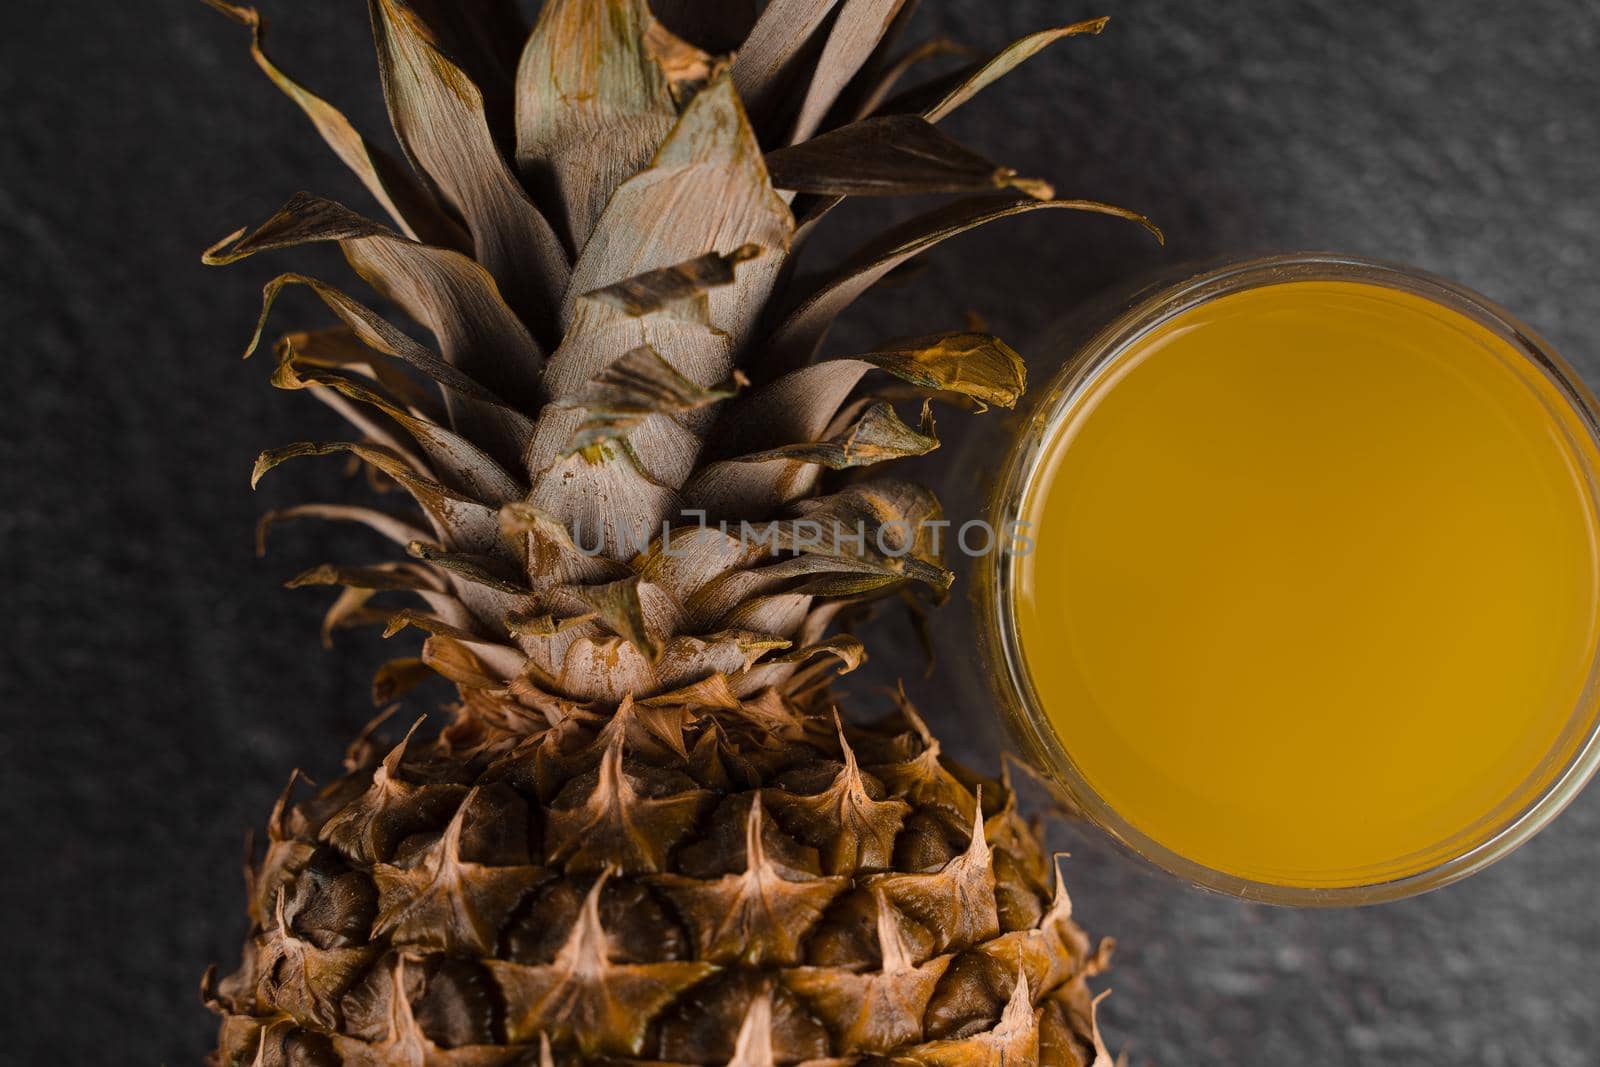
[401,1,528,130]
[408,541,534,596]
[731,0,841,124]
[687,553,927,629]
[202,0,467,250]
[371,657,433,705]
[733,399,939,470]
[274,326,444,421]
[252,441,503,554]
[891,17,1111,123]
[567,575,660,659]
[382,608,503,652]
[767,114,1052,198]
[240,271,494,406]
[565,345,747,455]
[856,331,1026,408]
[838,36,975,124]
[258,504,431,556]
[581,245,765,318]
[285,562,443,594]
[207,192,545,413]
[498,502,630,587]
[528,439,683,562]
[274,348,526,506]
[790,0,906,144]
[712,332,1020,463]
[420,634,514,693]
[369,0,570,341]
[767,194,1161,374]
[242,270,535,471]
[562,76,792,340]
[515,0,681,252]
[503,609,597,639]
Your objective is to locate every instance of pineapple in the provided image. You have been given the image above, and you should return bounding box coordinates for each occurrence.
[200,1,1156,1064]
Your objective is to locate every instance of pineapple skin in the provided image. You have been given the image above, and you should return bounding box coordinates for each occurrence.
[201,0,1151,1062]
[205,691,1113,1065]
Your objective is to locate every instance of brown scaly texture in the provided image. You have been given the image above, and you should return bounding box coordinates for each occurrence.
[199,1,1156,1063]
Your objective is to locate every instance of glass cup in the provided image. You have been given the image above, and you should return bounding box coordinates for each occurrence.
[977,253,1600,905]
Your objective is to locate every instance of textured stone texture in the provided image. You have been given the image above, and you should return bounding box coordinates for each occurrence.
[2,1,1596,1064]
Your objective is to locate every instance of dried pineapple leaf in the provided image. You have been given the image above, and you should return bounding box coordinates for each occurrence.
[731,0,841,123]
[767,195,1161,372]
[565,345,746,454]
[407,541,532,596]
[503,608,596,639]
[790,481,955,585]
[421,635,512,693]
[920,18,1110,124]
[581,244,765,319]
[653,631,795,691]
[711,361,872,456]
[515,0,681,252]
[765,633,866,672]
[404,0,527,134]
[858,331,1026,408]
[767,115,1051,199]
[275,326,443,421]
[276,367,431,479]
[687,400,936,515]
[285,562,444,594]
[240,271,500,408]
[253,442,501,553]
[207,192,544,412]
[793,19,1109,233]
[372,657,433,704]
[842,36,974,123]
[790,0,907,144]
[498,502,629,588]
[274,349,524,506]
[687,554,911,628]
[640,671,744,711]
[681,456,810,517]
[564,76,792,342]
[369,0,569,340]
[292,563,469,646]
[527,438,683,562]
[735,400,938,470]
[564,574,660,659]
[382,608,497,650]
[202,0,466,249]
[258,504,431,555]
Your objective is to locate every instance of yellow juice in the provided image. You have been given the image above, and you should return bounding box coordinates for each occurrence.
[1014,280,1600,888]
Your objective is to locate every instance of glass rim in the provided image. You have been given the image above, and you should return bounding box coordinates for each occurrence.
[980,251,1600,907]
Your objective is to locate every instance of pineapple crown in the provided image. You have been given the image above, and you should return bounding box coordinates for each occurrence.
[203,0,1157,715]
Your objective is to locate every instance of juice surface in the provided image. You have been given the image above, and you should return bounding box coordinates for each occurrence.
[1015,280,1600,887]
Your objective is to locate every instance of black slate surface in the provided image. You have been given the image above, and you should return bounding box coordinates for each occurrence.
[2,1,1596,1063]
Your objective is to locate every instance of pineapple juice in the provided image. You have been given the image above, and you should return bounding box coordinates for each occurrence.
[1012,279,1600,889]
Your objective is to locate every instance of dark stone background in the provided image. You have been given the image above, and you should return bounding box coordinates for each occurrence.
[3,0,1596,1063]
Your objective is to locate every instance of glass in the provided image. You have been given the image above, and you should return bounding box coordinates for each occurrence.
[978,253,1600,905]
